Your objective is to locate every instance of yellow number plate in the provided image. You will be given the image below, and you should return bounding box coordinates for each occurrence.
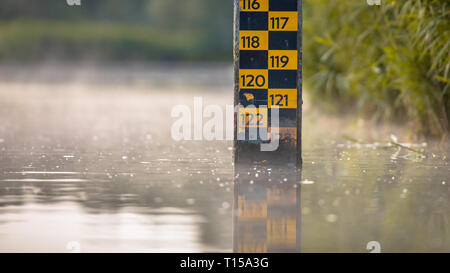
[268,50,297,70]
[238,107,268,133]
[239,69,268,89]
[268,12,298,31]
[268,89,297,108]
[239,0,269,12]
[239,31,268,50]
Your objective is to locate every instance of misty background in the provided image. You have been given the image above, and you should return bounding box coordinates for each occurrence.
[0,0,448,136]
[0,0,232,61]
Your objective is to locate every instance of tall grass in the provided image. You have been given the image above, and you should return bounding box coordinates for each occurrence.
[304,0,450,137]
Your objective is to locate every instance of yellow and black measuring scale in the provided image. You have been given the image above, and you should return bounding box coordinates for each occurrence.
[233,0,302,253]
[234,0,302,167]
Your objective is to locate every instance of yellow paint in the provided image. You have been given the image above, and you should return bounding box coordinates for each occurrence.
[237,240,267,253]
[237,196,268,220]
[243,93,255,101]
[238,107,268,133]
[267,187,297,204]
[268,12,298,31]
[266,218,296,245]
[239,69,268,89]
[239,31,268,50]
[239,0,269,12]
[268,89,297,108]
[268,50,297,70]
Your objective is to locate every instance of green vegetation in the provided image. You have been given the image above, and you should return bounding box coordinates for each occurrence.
[303,0,450,137]
[0,19,226,61]
[0,0,232,61]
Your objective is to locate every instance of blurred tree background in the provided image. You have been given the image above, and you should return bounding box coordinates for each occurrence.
[0,0,449,136]
[0,0,233,61]
[303,0,449,137]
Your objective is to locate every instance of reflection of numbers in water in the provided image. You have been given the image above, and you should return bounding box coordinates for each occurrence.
[238,240,267,253]
[67,241,81,253]
[238,197,267,219]
[267,218,296,243]
[366,241,381,253]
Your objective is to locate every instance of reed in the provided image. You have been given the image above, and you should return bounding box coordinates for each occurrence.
[303,0,450,137]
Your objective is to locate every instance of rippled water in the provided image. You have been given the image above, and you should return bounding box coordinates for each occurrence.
[0,64,449,252]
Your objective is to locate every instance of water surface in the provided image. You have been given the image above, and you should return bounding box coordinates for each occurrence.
[0,64,448,252]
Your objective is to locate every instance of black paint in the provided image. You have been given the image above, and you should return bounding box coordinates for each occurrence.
[269,70,297,89]
[269,0,298,11]
[240,50,268,69]
[240,12,268,30]
[269,31,297,50]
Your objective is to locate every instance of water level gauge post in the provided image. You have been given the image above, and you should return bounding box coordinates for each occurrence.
[234,0,302,168]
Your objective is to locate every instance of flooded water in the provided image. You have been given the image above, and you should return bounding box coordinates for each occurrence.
[0,64,449,253]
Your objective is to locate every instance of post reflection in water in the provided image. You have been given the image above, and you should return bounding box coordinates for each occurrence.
[233,166,301,253]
